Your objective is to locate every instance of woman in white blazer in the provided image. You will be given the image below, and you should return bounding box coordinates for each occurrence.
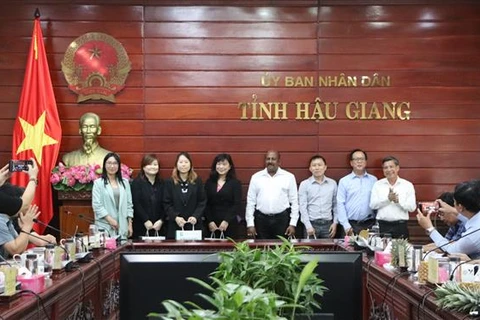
[92,152,133,239]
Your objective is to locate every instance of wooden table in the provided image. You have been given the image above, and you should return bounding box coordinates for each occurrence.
[0,240,472,320]
[361,247,471,320]
[0,247,121,320]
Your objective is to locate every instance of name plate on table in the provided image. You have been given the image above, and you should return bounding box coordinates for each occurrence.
[176,230,202,241]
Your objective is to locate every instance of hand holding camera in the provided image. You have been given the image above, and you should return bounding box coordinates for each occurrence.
[418,201,439,215]
[0,164,11,187]
[8,159,34,172]
[437,199,458,217]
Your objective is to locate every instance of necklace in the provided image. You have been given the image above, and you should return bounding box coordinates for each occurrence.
[180,180,189,193]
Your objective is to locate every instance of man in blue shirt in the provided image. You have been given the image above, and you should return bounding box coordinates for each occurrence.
[421,192,466,253]
[417,180,480,259]
[337,149,377,235]
[436,192,466,241]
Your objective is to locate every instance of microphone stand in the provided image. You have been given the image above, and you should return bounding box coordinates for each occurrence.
[449,258,476,281]
[0,253,12,267]
[77,214,112,238]
[19,230,76,271]
[422,226,480,260]
[34,218,74,239]
[77,214,95,224]
[32,219,92,263]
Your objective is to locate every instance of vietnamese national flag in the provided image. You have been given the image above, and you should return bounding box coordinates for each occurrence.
[11,10,62,234]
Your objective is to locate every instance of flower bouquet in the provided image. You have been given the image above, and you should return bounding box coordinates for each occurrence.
[50,162,132,192]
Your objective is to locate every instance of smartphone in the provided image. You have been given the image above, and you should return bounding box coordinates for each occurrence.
[418,201,439,214]
[8,160,33,172]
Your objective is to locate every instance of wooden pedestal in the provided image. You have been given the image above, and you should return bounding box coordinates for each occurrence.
[58,191,94,237]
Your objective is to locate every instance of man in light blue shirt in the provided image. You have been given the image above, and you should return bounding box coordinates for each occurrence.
[337,149,378,236]
[299,155,337,239]
[417,180,480,259]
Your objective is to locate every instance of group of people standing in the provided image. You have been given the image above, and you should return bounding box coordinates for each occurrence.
[245,149,416,240]
[2,110,476,258]
[91,146,480,260]
[92,147,418,241]
[91,152,242,239]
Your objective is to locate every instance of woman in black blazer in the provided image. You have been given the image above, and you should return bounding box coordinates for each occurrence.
[163,152,206,239]
[204,153,242,239]
[131,154,165,239]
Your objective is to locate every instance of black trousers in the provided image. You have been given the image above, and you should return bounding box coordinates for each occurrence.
[378,220,409,239]
[254,209,290,239]
[349,218,376,235]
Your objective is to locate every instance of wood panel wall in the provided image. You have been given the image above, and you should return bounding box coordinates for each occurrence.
[0,0,479,209]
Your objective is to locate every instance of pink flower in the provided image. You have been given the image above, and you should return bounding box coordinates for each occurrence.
[51,162,132,192]
[66,177,76,187]
[50,173,61,184]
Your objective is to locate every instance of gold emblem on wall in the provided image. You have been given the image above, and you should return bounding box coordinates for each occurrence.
[61,32,131,103]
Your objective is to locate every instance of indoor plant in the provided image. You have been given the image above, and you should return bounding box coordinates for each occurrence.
[211,238,327,318]
[50,162,132,192]
[149,238,327,320]
[155,277,289,320]
[151,259,320,320]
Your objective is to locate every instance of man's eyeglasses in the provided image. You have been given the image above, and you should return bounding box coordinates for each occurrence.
[351,158,366,162]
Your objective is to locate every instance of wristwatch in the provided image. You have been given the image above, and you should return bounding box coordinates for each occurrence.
[426,227,435,235]
[29,177,38,185]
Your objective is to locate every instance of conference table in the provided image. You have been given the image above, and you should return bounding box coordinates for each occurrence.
[0,240,471,320]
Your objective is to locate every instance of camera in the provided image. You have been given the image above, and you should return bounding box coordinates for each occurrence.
[8,160,33,172]
[418,201,439,214]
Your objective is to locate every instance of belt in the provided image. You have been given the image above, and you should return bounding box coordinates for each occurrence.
[349,218,375,224]
[256,209,288,217]
[378,220,407,224]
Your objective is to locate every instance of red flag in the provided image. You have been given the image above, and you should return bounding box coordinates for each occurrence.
[11,12,62,234]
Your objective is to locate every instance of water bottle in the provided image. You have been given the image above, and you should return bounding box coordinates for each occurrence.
[75,233,85,253]
[371,221,380,234]
[98,228,106,248]
[25,254,38,274]
[44,244,55,276]
[89,224,99,249]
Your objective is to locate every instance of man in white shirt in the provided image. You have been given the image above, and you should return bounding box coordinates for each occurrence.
[245,150,299,239]
[370,156,416,239]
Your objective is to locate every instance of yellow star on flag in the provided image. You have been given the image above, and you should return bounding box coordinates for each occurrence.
[16,111,59,165]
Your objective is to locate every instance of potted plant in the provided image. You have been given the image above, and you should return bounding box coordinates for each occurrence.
[150,238,328,320]
[50,162,132,192]
[150,258,321,320]
[152,277,289,320]
[211,238,327,318]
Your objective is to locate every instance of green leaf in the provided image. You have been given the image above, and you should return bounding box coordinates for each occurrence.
[295,259,318,303]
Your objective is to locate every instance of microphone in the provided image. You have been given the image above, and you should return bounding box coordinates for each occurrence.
[78,214,111,238]
[65,211,101,234]
[0,252,12,267]
[34,218,74,239]
[450,259,478,281]
[78,214,94,224]
[32,219,91,262]
[19,230,76,271]
[65,211,112,242]
[423,226,480,260]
